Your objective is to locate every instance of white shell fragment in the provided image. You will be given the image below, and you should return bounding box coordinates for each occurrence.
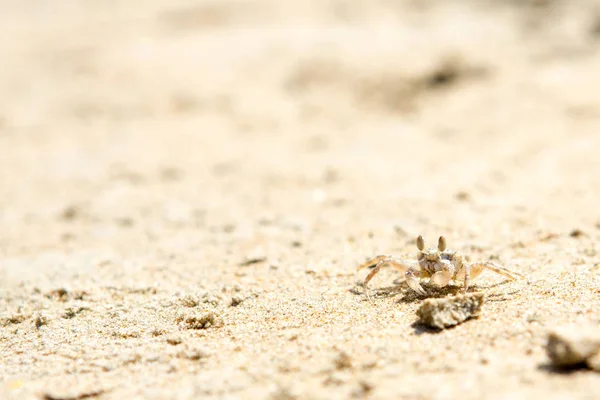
[546,325,600,370]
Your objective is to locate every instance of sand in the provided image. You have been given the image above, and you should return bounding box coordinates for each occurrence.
[1,1,600,399]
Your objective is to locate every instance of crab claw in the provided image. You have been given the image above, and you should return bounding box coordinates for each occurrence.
[430,270,452,287]
[405,269,427,296]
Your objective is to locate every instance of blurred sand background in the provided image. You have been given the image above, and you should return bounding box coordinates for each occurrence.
[1,1,600,399]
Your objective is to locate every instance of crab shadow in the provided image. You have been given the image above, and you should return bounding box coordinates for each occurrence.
[349,279,516,303]
[396,282,465,303]
[351,281,466,303]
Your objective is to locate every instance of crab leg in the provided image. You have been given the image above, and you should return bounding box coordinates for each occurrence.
[358,255,427,295]
[469,261,524,281]
[405,268,427,296]
[357,255,396,271]
[361,257,426,296]
[358,256,419,288]
[462,263,471,292]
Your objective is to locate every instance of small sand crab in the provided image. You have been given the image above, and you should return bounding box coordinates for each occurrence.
[358,235,523,296]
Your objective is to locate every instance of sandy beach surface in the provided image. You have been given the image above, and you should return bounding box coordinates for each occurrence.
[2,1,600,399]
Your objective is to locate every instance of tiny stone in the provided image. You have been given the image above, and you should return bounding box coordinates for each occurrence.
[43,389,106,400]
[570,229,585,238]
[334,351,353,370]
[60,204,82,221]
[239,256,267,266]
[546,325,600,369]
[46,288,70,302]
[416,292,485,329]
[34,314,48,329]
[230,295,244,307]
[454,191,470,201]
[166,335,183,345]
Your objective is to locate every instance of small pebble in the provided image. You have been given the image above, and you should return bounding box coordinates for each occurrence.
[333,351,352,370]
[166,335,183,345]
[34,314,48,329]
[230,295,244,307]
[569,229,585,238]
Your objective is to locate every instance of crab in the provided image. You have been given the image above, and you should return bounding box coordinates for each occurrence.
[358,235,523,296]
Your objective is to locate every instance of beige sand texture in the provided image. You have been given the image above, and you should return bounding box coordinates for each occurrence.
[2,1,600,399]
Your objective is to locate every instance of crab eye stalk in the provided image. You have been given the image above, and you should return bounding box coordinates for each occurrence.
[417,235,425,251]
[438,236,447,251]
